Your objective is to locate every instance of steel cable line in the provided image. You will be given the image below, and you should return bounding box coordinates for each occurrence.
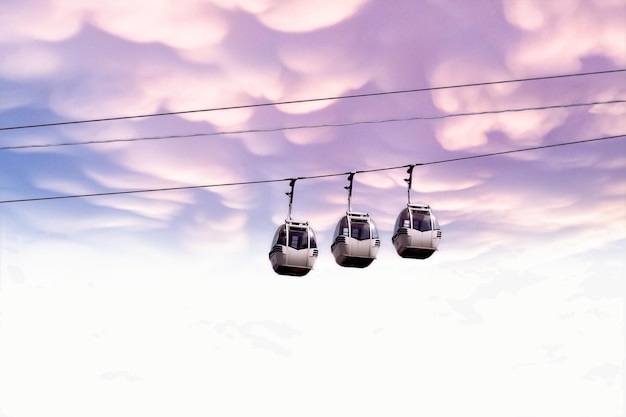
[1,99,623,151]
[1,134,623,204]
[1,68,624,131]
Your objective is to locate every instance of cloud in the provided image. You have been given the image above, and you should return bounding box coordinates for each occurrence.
[48,70,162,121]
[181,209,248,254]
[435,109,570,150]
[0,0,84,42]
[427,56,588,151]
[354,171,401,190]
[87,194,189,221]
[10,0,376,131]
[111,139,244,187]
[15,204,167,234]
[275,73,366,114]
[503,0,626,74]
[283,126,337,145]
[32,177,97,197]
[1,3,624,417]
[89,0,229,49]
[0,44,63,80]
[254,0,370,33]
[238,132,286,156]
[503,0,551,31]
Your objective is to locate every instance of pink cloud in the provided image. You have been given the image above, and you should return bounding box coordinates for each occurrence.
[504,0,626,74]
[89,0,229,49]
[0,0,84,42]
[0,44,63,80]
[255,0,370,33]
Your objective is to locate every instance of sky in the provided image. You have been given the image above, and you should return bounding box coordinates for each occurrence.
[0,0,625,416]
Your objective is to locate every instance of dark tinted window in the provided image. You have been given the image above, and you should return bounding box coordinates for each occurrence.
[370,218,379,238]
[412,211,432,232]
[334,216,349,239]
[432,214,440,230]
[289,228,310,250]
[350,221,371,240]
[288,229,304,249]
[309,230,317,248]
[395,209,410,230]
[273,225,287,246]
[274,224,316,249]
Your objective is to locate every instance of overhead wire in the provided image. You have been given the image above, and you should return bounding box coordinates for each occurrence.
[1,99,623,151]
[1,134,623,204]
[1,68,624,131]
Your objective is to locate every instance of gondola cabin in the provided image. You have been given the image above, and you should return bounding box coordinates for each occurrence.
[269,220,318,276]
[331,212,380,268]
[392,203,441,259]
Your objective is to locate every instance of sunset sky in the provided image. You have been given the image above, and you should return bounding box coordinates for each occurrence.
[0,1,624,416]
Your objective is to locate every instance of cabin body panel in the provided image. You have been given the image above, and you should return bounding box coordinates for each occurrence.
[269,246,318,276]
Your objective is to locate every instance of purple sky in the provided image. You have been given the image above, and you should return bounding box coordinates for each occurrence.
[1,1,625,416]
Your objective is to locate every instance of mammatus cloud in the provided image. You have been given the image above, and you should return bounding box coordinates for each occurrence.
[503,0,626,73]
[90,0,229,49]
[241,0,370,33]
[3,0,623,263]
[0,45,63,81]
[1,0,373,126]
[0,0,83,43]
[1,3,624,417]
[88,195,190,221]
[433,109,570,150]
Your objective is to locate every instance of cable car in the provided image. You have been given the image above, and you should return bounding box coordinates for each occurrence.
[269,220,318,276]
[392,203,441,258]
[269,179,318,276]
[331,173,380,268]
[332,212,380,267]
[392,166,442,259]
